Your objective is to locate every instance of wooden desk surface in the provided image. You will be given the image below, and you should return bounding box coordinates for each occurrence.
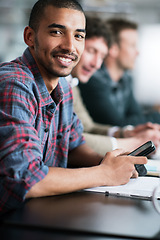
[1,191,160,239]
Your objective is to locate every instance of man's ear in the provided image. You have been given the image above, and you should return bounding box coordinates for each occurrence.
[24,26,35,47]
[108,43,119,58]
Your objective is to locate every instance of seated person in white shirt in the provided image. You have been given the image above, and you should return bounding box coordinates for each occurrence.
[66,16,160,155]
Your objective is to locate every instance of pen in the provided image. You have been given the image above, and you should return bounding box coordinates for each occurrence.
[105,192,130,198]
[105,191,152,201]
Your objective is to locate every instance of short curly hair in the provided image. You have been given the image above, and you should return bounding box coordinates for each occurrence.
[29,0,84,32]
[85,16,112,48]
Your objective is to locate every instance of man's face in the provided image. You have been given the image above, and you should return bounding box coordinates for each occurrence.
[116,29,139,70]
[72,37,108,83]
[31,6,85,82]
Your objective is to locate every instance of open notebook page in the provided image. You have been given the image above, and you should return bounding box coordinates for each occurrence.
[84,177,160,200]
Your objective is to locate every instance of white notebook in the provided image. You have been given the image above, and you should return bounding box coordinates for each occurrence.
[84,177,160,200]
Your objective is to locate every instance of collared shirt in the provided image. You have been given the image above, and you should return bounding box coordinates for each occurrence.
[0,48,85,213]
[79,63,160,126]
[66,75,118,151]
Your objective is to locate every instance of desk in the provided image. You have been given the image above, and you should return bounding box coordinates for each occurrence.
[1,191,160,239]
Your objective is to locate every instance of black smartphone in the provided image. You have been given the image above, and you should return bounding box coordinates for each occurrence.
[128,141,156,176]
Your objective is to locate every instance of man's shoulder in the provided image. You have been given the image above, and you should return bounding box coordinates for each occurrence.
[72,86,81,104]
[72,85,79,95]
[89,65,110,87]
[122,71,133,85]
[0,58,34,87]
[0,56,31,72]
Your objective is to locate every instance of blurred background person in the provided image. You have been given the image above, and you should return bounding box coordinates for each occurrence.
[67,16,160,155]
[78,18,160,127]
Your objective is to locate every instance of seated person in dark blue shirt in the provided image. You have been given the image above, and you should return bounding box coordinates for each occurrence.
[78,18,160,127]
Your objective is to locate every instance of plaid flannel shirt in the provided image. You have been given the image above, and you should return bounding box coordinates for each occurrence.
[0,48,85,213]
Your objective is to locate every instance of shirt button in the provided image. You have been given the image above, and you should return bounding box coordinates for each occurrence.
[57,135,62,139]
[44,128,49,132]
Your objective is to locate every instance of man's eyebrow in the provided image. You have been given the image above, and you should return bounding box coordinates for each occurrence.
[48,23,66,29]
[77,29,86,34]
[48,23,86,33]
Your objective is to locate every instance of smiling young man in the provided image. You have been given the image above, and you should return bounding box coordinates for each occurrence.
[0,0,147,213]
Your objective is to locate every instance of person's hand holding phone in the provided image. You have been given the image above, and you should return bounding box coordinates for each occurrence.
[128,141,156,176]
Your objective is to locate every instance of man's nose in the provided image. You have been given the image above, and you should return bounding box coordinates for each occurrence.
[60,34,75,53]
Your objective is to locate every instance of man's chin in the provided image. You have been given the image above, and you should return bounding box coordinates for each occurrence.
[59,66,77,77]
[53,70,73,78]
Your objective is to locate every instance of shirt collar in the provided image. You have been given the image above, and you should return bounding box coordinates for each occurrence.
[102,63,129,86]
[65,74,79,88]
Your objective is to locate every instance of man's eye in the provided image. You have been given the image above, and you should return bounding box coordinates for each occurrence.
[75,34,85,39]
[50,30,61,35]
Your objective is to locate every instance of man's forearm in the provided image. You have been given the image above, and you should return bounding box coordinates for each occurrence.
[25,165,103,199]
[25,147,147,200]
[26,144,103,199]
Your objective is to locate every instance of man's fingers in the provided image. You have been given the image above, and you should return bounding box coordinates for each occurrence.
[128,155,148,165]
[131,169,138,178]
[108,148,126,157]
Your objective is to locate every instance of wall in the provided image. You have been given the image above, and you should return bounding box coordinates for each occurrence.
[0,0,160,107]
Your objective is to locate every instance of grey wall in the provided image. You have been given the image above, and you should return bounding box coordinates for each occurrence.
[1,0,160,106]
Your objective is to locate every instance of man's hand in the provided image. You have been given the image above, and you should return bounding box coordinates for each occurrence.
[124,122,160,138]
[26,147,147,200]
[135,129,160,149]
[99,149,147,186]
